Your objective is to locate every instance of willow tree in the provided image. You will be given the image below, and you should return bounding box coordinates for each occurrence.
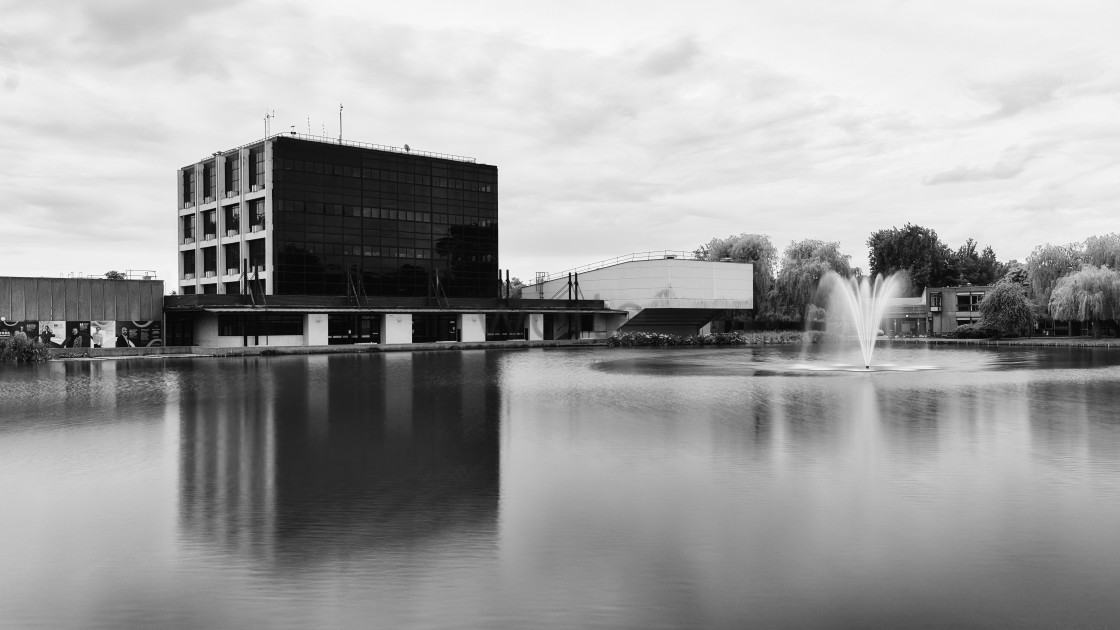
[776,239,852,323]
[978,281,1033,338]
[1048,266,1120,338]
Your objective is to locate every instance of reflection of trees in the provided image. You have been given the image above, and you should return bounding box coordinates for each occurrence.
[435,224,498,298]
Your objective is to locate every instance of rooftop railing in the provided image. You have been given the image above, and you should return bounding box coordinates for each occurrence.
[200,132,478,165]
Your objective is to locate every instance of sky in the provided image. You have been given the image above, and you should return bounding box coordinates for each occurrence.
[1,0,1118,286]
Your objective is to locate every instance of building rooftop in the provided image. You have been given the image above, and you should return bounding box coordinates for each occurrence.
[195,132,479,165]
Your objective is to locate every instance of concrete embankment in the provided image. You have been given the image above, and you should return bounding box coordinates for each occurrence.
[882,336,1120,349]
[47,338,607,360]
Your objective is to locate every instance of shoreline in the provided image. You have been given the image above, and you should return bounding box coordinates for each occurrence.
[41,334,1120,362]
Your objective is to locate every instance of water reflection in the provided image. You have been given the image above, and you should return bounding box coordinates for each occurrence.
[177,352,502,567]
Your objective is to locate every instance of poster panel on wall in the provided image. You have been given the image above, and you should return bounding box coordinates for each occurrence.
[0,320,38,341]
[37,320,66,347]
[90,321,115,349]
[64,321,92,348]
[115,320,163,347]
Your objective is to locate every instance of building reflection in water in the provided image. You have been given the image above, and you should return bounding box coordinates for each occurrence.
[177,352,501,566]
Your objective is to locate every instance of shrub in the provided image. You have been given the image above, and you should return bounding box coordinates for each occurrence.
[946,323,999,339]
[0,337,51,362]
[607,330,838,347]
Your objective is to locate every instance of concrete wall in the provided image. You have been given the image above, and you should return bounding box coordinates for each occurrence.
[525,260,753,311]
[459,313,486,342]
[527,313,545,340]
[305,313,328,346]
[0,277,163,322]
[382,313,412,344]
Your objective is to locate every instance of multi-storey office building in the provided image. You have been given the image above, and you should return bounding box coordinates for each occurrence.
[177,134,497,298]
[169,134,616,347]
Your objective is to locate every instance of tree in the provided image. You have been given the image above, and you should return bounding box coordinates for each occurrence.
[509,276,525,299]
[867,223,953,294]
[104,270,126,280]
[1048,265,1120,338]
[1026,242,1082,308]
[978,281,1033,338]
[775,239,852,322]
[694,233,778,313]
[1082,233,1120,269]
[949,239,1004,286]
[1002,260,1030,287]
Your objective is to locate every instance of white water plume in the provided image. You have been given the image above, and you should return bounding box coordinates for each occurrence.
[824,272,902,370]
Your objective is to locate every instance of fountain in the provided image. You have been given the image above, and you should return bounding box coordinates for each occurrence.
[823,271,902,370]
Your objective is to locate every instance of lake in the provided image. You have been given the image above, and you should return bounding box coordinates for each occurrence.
[2,344,1119,628]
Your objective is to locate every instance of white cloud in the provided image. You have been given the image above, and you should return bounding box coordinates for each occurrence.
[0,0,1118,282]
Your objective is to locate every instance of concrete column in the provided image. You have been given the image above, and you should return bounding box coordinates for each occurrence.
[459,313,485,342]
[527,313,544,340]
[381,313,412,344]
[698,322,712,336]
[194,312,219,347]
[604,313,625,337]
[304,313,327,346]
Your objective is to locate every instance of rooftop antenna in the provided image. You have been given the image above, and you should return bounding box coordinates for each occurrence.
[339,103,343,141]
[307,115,311,134]
[264,109,275,137]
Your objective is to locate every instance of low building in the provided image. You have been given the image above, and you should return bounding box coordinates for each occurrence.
[0,275,165,347]
[927,285,993,335]
[520,253,754,336]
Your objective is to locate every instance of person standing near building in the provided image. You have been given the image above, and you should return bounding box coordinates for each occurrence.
[39,325,56,347]
[90,325,104,348]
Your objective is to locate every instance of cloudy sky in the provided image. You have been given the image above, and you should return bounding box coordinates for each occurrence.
[2,0,1117,285]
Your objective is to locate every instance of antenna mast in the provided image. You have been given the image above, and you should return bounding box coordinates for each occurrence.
[264,109,275,137]
[339,103,343,141]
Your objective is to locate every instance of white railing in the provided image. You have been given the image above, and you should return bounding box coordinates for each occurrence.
[537,250,703,282]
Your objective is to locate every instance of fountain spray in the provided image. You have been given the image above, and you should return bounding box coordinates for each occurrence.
[825,272,901,370]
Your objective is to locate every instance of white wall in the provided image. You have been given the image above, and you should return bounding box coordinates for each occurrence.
[382,313,412,344]
[524,260,753,310]
[304,313,327,346]
[459,313,486,342]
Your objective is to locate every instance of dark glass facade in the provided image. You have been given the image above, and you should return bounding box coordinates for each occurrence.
[270,137,498,298]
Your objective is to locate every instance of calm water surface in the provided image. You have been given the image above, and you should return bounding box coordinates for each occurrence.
[2,345,1120,628]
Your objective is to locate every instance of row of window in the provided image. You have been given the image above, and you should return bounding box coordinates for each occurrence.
[218,314,302,337]
[928,292,985,312]
[273,164,495,191]
[181,201,265,243]
[182,241,265,278]
[273,200,495,222]
[180,147,264,205]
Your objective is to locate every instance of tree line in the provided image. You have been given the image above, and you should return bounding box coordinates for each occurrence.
[695,225,1120,338]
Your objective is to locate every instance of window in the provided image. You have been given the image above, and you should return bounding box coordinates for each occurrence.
[223,204,240,235]
[223,281,240,295]
[202,283,217,294]
[956,292,983,312]
[202,161,215,200]
[224,153,240,195]
[249,199,266,231]
[202,210,217,240]
[182,250,196,279]
[181,215,195,243]
[182,168,195,205]
[182,285,196,295]
[248,146,264,189]
[248,239,266,271]
[929,292,942,310]
[218,314,303,337]
[223,243,240,275]
[202,247,217,276]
